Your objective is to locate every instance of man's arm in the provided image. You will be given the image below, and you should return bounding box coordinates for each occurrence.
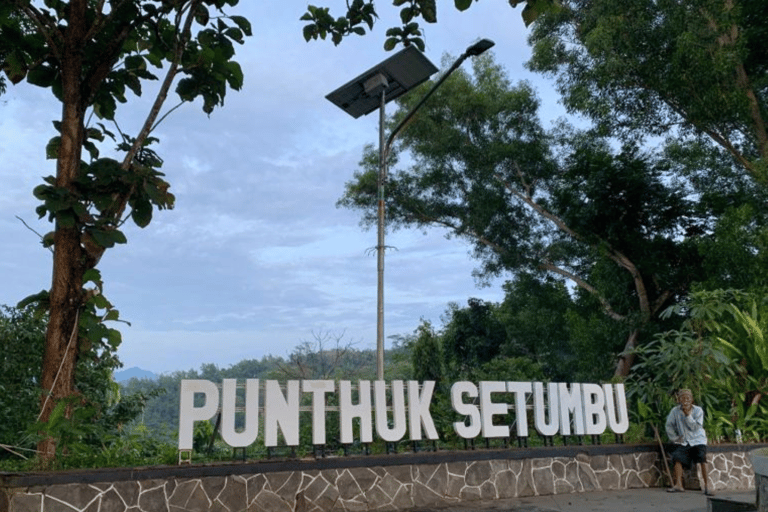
[665,408,682,443]
[684,405,704,430]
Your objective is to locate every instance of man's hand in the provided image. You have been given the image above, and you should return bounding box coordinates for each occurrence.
[679,392,694,416]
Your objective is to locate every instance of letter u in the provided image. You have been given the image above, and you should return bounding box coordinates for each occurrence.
[221,379,260,448]
[603,383,629,434]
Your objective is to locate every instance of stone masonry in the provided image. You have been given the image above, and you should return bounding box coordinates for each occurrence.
[0,445,759,512]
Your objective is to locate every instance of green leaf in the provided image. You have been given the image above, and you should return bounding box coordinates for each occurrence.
[454,0,472,12]
[303,24,316,41]
[226,61,244,90]
[521,2,541,27]
[4,49,27,84]
[384,37,398,51]
[57,210,76,228]
[225,27,244,44]
[26,65,57,88]
[130,199,152,228]
[89,228,127,248]
[107,328,122,349]
[103,309,120,322]
[92,294,110,310]
[124,55,146,71]
[84,140,100,160]
[419,0,437,23]
[83,268,102,286]
[230,15,252,36]
[46,136,61,159]
[42,231,54,247]
[17,290,50,310]
[194,4,210,25]
[400,7,414,24]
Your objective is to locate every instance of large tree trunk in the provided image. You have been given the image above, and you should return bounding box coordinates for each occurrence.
[614,328,640,378]
[38,0,88,462]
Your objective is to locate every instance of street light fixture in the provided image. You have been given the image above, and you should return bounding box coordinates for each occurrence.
[326,39,495,381]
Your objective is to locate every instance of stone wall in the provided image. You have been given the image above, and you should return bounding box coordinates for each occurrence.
[0,444,759,512]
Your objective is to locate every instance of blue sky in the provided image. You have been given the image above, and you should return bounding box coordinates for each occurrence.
[0,1,566,374]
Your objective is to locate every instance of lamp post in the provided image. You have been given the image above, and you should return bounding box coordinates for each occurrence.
[327,39,495,381]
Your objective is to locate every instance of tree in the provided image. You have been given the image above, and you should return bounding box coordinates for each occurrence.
[441,298,507,380]
[340,55,703,376]
[0,306,46,458]
[527,0,768,185]
[1,0,250,461]
[274,331,369,381]
[301,0,558,51]
[0,305,165,464]
[410,321,444,384]
[496,274,576,380]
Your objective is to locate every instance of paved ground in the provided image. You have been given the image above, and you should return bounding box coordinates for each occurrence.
[410,488,756,512]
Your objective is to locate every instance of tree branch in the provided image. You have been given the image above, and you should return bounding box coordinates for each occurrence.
[14,1,62,61]
[538,260,626,321]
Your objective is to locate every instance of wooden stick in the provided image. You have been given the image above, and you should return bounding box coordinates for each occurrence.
[652,424,675,487]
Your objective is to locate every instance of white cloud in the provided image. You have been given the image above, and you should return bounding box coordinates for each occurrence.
[0,0,560,373]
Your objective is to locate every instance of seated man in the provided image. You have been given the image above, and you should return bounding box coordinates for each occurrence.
[665,388,712,495]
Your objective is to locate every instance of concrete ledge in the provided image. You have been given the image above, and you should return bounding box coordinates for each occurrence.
[0,443,763,512]
[0,443,663,487]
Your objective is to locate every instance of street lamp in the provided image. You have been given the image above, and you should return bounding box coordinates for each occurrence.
[327,39,495,381]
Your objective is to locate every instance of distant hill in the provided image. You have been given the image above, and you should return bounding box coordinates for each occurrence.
[114,367,158,383]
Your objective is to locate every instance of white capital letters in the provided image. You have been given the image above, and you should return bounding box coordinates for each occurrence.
[507,381,532,437]
[558,383,585,436]
[178,380,219,450]
[604,383,630,434]
[374,380,407,442]
[451,381,481,439]
[340,381,373,444]
[408,380,439,440]
[265,380,300,447]
[533,382,559,437]
[303,380,335,445]
[479,381,509,438]
[582,383,607,435]
[221,379,260,448]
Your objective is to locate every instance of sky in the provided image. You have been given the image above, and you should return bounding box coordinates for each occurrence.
[0,1,567,375]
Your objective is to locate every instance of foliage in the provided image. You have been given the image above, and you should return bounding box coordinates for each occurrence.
[629,289,768,442]
[339,54,713,376]
[273,331,374,381]
[668,290,768,403]
[527,0,768,185]
[497,274,576,380]
[0,305,46,458]
[410,321,444,384]
[23,383,166,469]
[441,299,506,381]
[628,328,731,428]
[300,0,559,51]
[0,0,250,460]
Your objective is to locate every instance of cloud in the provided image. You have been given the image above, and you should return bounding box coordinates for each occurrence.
[0,1,559,373]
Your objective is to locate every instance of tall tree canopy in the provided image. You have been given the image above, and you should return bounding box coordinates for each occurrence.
[339,54,756,376]
[1,0,249,461]
[527,0,768,184]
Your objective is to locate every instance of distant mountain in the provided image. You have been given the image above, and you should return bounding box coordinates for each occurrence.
[114,366,158,383]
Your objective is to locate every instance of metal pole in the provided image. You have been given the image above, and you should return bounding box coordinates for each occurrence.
[376,87,386,381]
[373,39,494,382]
